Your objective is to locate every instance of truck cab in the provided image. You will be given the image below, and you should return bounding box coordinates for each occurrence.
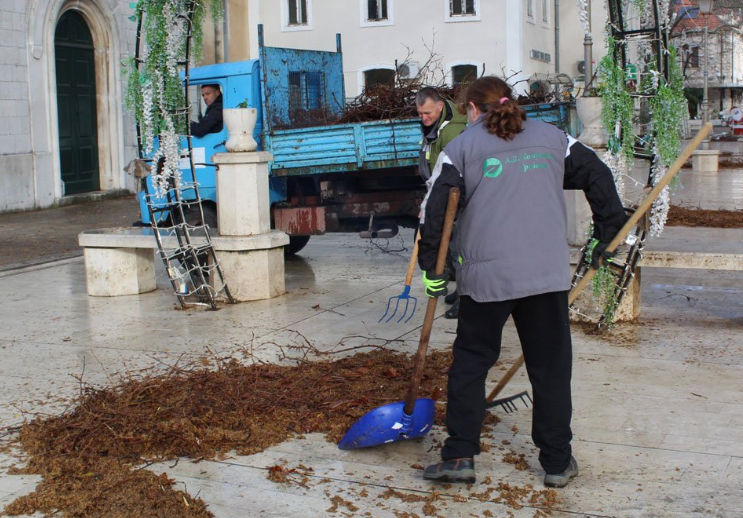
[138,26,424,253]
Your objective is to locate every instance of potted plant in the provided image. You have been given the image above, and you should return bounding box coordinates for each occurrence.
[575,87,609,148]
[223,98,258,152]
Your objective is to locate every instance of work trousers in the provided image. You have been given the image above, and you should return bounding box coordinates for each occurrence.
[441,290,574,475]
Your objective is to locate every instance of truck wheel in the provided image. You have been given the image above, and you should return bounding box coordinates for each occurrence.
[285,235,311,256]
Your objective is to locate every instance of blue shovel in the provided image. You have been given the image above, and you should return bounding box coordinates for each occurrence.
[340,188,460,449]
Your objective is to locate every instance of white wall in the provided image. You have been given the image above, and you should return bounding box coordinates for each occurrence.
[254,0,571,97]
[557,0,608,81]
[0,0,138,213]
[0,1,33,211]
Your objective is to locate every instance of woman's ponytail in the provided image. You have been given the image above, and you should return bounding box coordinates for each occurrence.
[461,77,526,141]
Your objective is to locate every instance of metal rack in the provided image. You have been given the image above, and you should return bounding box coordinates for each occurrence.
[573,0,670,328]
[134,2,234,310]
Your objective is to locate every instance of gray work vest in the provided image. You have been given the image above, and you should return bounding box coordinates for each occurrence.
[445,117,571,302]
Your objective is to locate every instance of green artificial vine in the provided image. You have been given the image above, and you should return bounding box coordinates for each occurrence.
[124,0,222,193]
[584,223,621,329]
[598,36,636,164]
[591,263,620,328]
[586,3,687,328]
[648,45,687,169]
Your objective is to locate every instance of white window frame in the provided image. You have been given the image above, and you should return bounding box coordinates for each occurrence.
[446,60,483,86]
[526,0,535,24]
[281,0,313,32]
[541,0,550,26]
[357,63,396,95]
[444,0,481,23]
[360,0,394,27]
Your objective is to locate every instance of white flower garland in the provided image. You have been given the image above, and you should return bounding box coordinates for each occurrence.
[578,0,591,35]
[649,146,671,238]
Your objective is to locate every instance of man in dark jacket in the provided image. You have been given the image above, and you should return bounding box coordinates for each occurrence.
[190,84,223,138]
[416,87,468,317]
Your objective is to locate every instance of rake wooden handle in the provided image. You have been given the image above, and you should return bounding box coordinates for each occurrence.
[404,188,460,415]
[486,123,713,404]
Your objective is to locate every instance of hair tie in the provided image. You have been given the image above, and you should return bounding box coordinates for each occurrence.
[499,97,510,106]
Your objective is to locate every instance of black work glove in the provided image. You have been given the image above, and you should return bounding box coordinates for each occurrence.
[422,271,449,298]
[589,238,617,269]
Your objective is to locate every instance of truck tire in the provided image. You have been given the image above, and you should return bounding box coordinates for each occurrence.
[285,235,310,256]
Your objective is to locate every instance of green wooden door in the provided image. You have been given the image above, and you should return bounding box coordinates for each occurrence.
[55,11,99,195]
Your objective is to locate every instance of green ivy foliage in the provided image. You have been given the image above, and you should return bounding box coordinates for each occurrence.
[598,36,636,163]
[125,0,223,149]
[648,45,687,168]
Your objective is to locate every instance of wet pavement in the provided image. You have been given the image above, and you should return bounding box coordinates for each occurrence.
[0,195,139,271]
[0,162,742,517]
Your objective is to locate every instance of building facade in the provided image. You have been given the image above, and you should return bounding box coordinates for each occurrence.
[1,0,140,212]
[0,0,607,213]
[250,0,606,97]
[672,2,743,117]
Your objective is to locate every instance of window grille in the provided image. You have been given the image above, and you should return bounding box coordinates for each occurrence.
[288,0,308,25]
[450,0,475,16]
[289,71,324,115]
[367,0,388,20]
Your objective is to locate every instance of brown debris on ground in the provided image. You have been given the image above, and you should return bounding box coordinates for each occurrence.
[666,205,743,228]
[3,348,452,518]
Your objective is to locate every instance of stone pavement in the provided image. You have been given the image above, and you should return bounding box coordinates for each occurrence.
[0,166,742,517]
[0,195,139,271]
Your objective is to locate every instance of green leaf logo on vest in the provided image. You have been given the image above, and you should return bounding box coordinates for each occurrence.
[483,158,503,178]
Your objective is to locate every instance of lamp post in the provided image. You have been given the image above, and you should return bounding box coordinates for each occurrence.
[699,0,715,133]
[582,0,592,95]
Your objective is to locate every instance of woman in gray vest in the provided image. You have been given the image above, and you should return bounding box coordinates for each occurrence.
[418,76,627,488]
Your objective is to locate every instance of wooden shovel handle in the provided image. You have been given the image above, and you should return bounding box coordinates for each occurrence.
[404,188,460,415]
[486,123,714,403]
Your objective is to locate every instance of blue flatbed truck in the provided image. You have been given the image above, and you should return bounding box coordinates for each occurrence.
[138,25,575,254]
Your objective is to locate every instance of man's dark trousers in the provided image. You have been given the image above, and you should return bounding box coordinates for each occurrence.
[441,291,574,475]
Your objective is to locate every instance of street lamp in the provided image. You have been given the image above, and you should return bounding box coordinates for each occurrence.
[699,0,715,130]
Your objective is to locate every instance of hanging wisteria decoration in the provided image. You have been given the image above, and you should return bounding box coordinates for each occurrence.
[597,0,687,239]
[125,0,222,196]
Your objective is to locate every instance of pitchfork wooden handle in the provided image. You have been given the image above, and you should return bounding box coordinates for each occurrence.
[404,188,460,415]
[404,231,420,287]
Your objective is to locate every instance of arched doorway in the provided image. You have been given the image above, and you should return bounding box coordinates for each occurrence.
[55,10,99,195]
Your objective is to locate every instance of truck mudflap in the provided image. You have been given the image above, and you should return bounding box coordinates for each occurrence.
[273,206,338,235]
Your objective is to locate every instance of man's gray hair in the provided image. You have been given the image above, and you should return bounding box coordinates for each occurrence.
[416,87,443,106]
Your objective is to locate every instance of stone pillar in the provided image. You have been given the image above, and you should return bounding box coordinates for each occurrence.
[82,247,157,296]
[614,266,642,322]
[213,151,272,236]
[212,151,289,302]
[692,149,720,172]
[567,96,609,246]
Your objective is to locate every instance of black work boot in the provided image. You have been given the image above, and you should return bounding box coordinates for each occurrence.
[444,290,458,305]
[544,456,578,488]
[444,297,460,319]
[423,458,475,483]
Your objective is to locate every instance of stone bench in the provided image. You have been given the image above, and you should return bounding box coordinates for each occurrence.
[569,244,743,321]
[79,227,289,299]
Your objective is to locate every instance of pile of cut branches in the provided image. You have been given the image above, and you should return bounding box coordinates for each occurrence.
[338,82,563,124]
[3,348,452,518]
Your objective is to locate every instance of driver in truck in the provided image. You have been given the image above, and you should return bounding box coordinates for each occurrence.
[190,84,224,138]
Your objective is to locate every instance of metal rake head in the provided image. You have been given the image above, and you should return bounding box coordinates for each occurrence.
[486,390,532,413]
[378,285,418,324]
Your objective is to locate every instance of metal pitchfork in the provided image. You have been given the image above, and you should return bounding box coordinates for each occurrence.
[379,232,420,324]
